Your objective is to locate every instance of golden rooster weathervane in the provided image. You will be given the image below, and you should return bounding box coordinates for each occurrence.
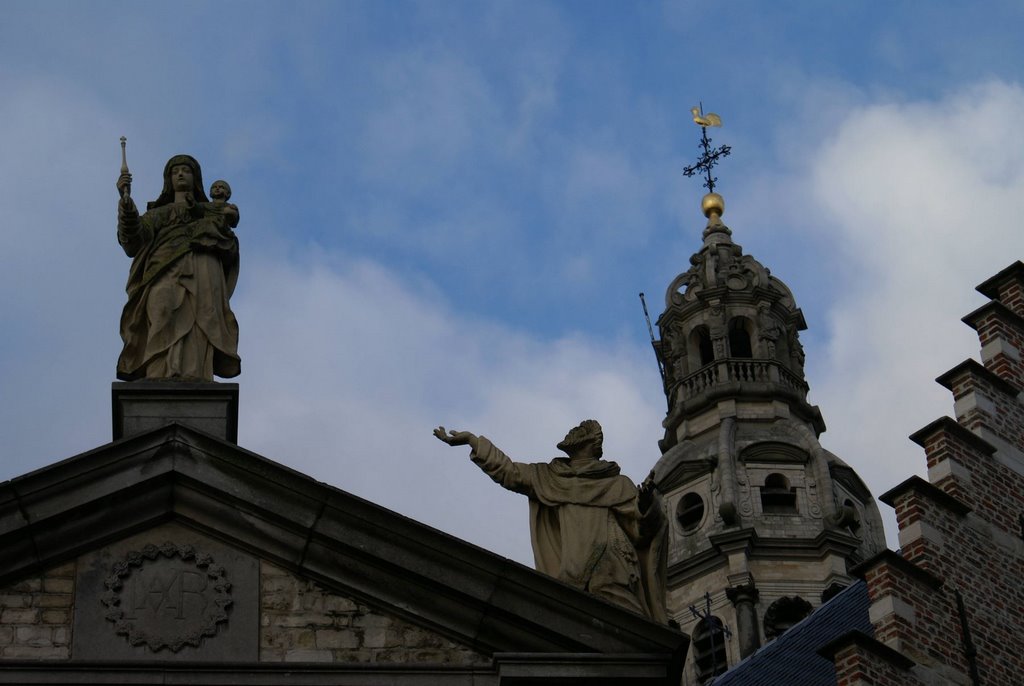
[683,103,731,194]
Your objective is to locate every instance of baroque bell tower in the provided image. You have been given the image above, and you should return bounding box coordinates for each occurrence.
[649,111,885,683]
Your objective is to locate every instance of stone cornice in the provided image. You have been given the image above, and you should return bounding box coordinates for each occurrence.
[660,285,796,323]
[975,260,1024,300]
[878,475,971,517]
[849,549,944,590]
[0,423,686,659]
[667,528,862,583]
[934,358,1020,398]
[666,547,726,587]
[663,382,825,438]
[656,457,718,493]
[708,527,759,553]
[495,652,685,683]
[0,658,684,685]
[961,298,1024,335]
[740,441,809,464]
[908,416,997,456]
[748,529,861,560]
[829,463,873,503]
[818,629,916,670]
[0,662,493,685]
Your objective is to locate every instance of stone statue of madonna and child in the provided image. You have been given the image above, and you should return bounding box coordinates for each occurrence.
[115,140,241,382]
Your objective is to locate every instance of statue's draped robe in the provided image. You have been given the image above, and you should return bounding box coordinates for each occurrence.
[471,437,668,622]
[117,200,240,381]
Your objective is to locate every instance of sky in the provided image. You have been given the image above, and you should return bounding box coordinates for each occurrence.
[2,1,1023,568]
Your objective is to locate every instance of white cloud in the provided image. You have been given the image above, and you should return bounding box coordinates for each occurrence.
[4,3,1021,572]
[234,251,665,566]
[802,81,1024,544]
[0,10,669,570]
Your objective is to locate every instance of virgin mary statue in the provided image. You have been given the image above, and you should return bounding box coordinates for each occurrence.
[116,154,241,382]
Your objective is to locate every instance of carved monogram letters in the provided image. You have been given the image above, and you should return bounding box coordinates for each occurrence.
[100,542,232,652]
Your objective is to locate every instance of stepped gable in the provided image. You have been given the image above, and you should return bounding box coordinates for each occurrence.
[827,262,1024,686]
[0,394,686,685]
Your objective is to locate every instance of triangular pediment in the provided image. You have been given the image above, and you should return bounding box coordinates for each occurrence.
[38,520,486,665]
[0,422,685,683]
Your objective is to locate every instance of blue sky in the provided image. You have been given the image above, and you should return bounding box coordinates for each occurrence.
[2,1,1024,565]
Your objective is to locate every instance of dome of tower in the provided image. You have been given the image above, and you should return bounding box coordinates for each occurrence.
[654,200,817,451]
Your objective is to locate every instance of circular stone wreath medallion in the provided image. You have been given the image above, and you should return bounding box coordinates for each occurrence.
[99,541,233,652]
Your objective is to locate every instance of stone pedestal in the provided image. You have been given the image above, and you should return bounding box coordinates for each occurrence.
[112,381,239,443]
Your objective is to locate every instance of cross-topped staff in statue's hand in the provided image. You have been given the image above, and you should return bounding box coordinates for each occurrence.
[682,103,731,193]
[117,136,133,204]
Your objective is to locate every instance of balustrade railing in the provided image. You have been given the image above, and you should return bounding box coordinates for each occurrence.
[675,358,808,402]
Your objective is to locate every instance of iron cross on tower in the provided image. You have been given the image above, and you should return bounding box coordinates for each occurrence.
[682,103,731,193]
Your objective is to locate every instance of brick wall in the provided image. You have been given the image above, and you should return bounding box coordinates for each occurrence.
[259,561,486,664]
[0,562,74,660]
[830,262,1024,686]
[833,643,922,686]
[863,557,958,672]
[970,305,1024,390]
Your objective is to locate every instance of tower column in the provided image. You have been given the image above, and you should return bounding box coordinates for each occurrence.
[717,417,739,525]
[726,583,760,659]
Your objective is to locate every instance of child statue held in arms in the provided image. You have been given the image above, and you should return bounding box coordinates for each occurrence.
[115,152,241,382]
[434,420,669,622]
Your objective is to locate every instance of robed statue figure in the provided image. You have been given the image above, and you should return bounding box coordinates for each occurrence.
[116,155,241,381]
[434,420,668,622]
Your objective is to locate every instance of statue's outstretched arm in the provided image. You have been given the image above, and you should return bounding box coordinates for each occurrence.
[433,427,535,497]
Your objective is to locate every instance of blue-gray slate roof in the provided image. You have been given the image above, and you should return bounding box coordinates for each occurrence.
[712,581,872,685]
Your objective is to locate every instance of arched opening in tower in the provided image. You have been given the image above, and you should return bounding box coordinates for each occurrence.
[728,317,753,358]
[691,326,715,368]
[691,615,728,683]
[760,473,798,514]
[763,596,813,640]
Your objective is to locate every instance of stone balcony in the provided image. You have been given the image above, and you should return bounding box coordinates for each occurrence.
[663,357,823,443]
[675,358,809,403]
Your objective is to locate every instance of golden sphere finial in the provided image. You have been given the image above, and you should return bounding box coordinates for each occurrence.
[701,192,724,218]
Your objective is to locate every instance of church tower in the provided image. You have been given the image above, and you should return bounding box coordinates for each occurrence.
[649,120,885,683]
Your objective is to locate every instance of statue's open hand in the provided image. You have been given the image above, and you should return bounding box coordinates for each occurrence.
[433,426,478,449]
